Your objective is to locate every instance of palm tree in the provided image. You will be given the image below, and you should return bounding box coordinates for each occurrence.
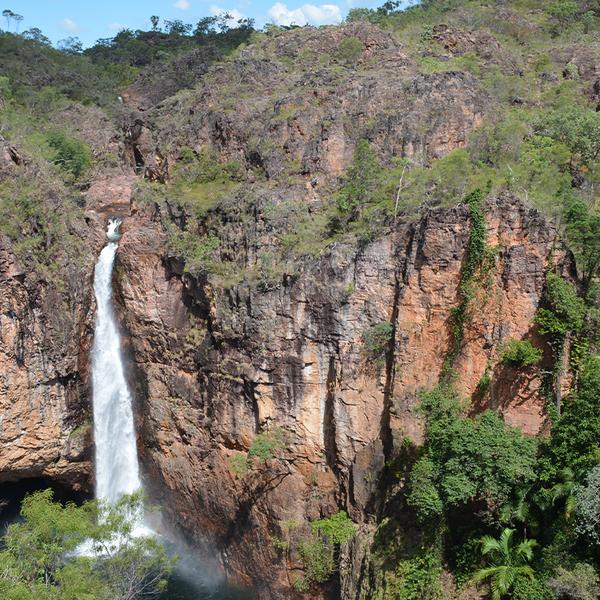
[472,528,537,600]
[499,485,536,538]
[547,467,577,521]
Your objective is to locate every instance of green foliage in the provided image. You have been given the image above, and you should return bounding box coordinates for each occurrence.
[248,427,288,461]
[538,356,600,481]
[362,321,394,367]
[228,428,290,479]
[0,490,173,600]
[415,385,538,515]
[535,273,585,337]
[545,467,577,522]
[228,452,249,479]
[310,511,356,545]
[296,538,335,586]
[574,466,600,547]
[46,130,92,179]
[166,230,220,275]
[407,457,444,522]
[392,551,444,600]
[0,175,85,281]
[545,1,580,32]
[174,147,243,187]
[447,188,492,366]
[501,339,543,368]
[295,511,357,590]
[535,107,600,167]
[335,139,384,220]
[335,36,364,66]
[511,575,555,600]
[548,563,600,600]
[472,528,537,600]
[563,198,600,293]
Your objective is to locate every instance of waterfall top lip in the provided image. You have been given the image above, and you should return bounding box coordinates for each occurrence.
[106,217,122,242]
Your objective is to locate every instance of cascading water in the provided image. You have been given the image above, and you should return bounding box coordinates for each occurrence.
[89,220,251,599]
[91,218,142,504]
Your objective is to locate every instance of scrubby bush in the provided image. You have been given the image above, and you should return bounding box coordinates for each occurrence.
[335,36,364,66]
[501,339,543,367]
[248,427,289,461]
[548,563,600,600]
[407,457,444,522]
[46,130,92,178]
[295,511,356,590]
[310,511,356,545]
[336,139,384,218]
[362,321,394,367]
[539,356,600,479]
[535,273,585,337]
[0,490,173,599]
[413,385,538,518]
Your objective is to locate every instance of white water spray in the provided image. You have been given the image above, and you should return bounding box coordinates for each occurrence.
[91,218,142,504]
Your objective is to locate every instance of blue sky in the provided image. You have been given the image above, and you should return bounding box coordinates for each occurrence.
[4,0,388,47]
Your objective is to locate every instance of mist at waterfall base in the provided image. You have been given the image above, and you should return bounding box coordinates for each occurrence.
[92,220,254,600]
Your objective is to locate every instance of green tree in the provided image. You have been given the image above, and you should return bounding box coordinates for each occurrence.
[535,107,600,168]
[545,467,578,522]
[336,139,383,220]
[535,271,583,338]
[21,27,51,45]
[538,356,600,481]
[563,198,600,294]
[0,490,173,600]
[574,466,600,547]
[46,130,92,179]
[2,9,14,31]
[548,563,600,600]
[545,1,579,32]
[501,339,543,368]
[473,528,537,600]
[414,386,538,517]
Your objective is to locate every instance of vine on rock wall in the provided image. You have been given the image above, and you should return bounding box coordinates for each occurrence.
[444,188,493,375]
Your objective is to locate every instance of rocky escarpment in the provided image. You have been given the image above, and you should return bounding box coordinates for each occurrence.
[126,22,489,184]
[0,13,588,600]
[110,190,572,597]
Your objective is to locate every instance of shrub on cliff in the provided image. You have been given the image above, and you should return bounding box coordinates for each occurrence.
[538,356,600,481]
[362,321,394,368]
[335,139,384,220]
[501,339,543,368]
[535,273,585,338]
[293,511,356,591]
[408,385,538,522]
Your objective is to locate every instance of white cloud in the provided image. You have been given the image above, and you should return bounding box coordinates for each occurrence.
[108,22,127,32]
[209,6,246,27]
[174,0,191,9]
[267,2,342,27]
[60,18,80,33]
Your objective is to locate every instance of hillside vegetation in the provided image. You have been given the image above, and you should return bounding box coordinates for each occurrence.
[0,1,599,599]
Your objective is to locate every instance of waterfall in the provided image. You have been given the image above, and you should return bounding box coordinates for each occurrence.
[91,218,142,505]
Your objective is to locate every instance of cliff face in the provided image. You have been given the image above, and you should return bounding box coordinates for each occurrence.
[0,16,581,600]
[110,191,571,597]
[0,238,92,490]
